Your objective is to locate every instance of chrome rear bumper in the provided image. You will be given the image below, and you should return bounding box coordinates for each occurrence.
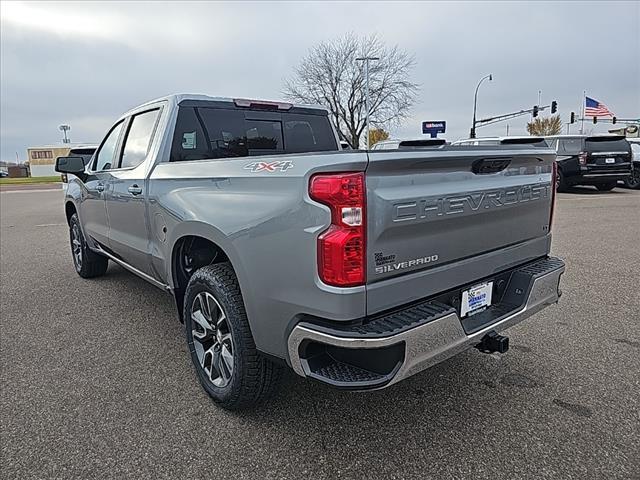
[287,257,564,389]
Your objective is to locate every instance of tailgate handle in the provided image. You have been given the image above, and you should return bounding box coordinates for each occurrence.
[472,158,511,174]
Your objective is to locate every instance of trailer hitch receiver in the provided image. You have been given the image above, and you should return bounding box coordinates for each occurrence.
[476,331,509,354]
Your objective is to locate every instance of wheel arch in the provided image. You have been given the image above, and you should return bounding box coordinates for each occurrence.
[65,201,77,225]
[168,224,248,324]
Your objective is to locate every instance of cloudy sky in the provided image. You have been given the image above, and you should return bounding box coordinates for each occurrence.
[1,1,638,161]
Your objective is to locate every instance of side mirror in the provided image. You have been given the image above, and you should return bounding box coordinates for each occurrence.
[55,156,86,174]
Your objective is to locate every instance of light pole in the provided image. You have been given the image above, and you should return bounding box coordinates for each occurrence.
[59,124,71,144]
[356,56,379,149]
[470,73,493,139]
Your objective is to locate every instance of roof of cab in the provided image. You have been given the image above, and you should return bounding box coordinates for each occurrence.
[123,93,328,117]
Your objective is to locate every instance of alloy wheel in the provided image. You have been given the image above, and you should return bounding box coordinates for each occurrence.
[71,223,83,269]
[627,168,640,189]
[190,291,234,388]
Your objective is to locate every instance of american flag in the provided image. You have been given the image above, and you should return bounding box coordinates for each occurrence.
[585,96,614,117]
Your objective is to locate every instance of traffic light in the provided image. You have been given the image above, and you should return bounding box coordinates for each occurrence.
[551,101,557,114]
[593,117,597,124]
[612,117,617,124]
[570,112,575,124]
[533,106,539,118]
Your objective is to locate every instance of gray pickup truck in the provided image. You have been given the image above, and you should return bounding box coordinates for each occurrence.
[56,94,565,409]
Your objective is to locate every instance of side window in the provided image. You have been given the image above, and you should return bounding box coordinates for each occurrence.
[94,121,124,171]
[120,109,160,169]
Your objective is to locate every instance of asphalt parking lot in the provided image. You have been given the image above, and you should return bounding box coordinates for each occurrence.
[1,186,639,479]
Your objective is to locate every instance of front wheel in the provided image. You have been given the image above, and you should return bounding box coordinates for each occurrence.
[184,263,282,409]
[69,213,108,278]
[623,165,640,189]
[596,182,617,192]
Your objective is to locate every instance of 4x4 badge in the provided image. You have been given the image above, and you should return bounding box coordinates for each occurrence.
[244,161,294,172]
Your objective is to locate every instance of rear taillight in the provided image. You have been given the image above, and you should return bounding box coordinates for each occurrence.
[309,172,366,287]
[549,161,557,229]
[578,152,587,165]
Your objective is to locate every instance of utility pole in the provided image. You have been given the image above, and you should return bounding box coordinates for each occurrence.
[470,74,493,139]
[356,56,379,149]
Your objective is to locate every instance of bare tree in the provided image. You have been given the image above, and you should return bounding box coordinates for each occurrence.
[283,34,418,148]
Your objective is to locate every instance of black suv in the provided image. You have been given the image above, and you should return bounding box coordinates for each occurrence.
[545,135,632,191]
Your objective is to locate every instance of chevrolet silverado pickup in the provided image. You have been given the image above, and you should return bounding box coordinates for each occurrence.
[56,94,565,409]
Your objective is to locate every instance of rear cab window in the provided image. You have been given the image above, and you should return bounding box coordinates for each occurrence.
[170,103,338,162]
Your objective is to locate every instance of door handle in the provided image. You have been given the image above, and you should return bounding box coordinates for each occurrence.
[128,184,143,196]
[96,183,105,192]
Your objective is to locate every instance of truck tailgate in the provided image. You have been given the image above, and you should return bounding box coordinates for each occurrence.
[365,146,555,314]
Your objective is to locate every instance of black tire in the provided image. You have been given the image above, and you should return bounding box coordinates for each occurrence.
[623,165,640,189]
[183,263,282,409]
[596,182,617,192]
[556,168,568,192]
[69,213,109,278]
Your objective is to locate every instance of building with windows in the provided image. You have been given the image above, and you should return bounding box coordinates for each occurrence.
[26,144,89,176]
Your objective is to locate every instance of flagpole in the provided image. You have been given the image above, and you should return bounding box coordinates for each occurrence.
[580,90,586,134]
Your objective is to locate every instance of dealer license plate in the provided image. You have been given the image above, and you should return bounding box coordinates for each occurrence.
[461,282,493,317]
[605,157,615,164]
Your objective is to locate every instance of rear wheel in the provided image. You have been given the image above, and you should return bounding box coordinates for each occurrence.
[556,168,568,192]
[623,165,640,189]
[184,263,282,409]
[596,182,617,192]
[69,213,108,278]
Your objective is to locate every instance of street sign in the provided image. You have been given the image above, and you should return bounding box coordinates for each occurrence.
[422,121,446,138]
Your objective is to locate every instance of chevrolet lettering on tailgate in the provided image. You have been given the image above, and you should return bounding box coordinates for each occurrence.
[392,183,550,222]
